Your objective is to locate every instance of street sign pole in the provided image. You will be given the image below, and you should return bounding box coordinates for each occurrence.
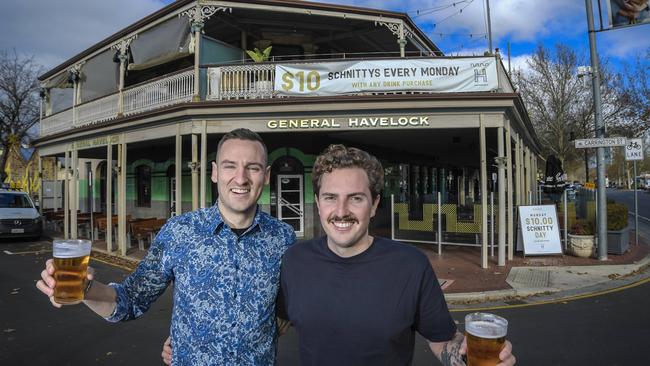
[625,138,644,246]
[634,161,638,245]
[586,0,607,260]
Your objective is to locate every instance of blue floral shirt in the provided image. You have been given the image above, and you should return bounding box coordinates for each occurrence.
[106,205,296,365]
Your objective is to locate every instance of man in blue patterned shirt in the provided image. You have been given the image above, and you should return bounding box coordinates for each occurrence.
[37,128,296,365]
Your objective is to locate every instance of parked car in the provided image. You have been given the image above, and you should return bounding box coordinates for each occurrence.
[0,190,42,240]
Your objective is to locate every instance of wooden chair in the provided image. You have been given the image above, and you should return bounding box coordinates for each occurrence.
[131,218,167,250]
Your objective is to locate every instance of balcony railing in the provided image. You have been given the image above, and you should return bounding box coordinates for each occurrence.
[40,56,509,137]
[41,108,74,137]
[76,93,119,127]
[207,63,275,100]
[124,70,193,116]
[41,69,194,137]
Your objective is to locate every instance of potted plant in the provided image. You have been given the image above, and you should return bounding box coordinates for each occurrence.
[607,202,630,254]
[568,219,595,258]
[245,46,273,93]
[245,46,272,63]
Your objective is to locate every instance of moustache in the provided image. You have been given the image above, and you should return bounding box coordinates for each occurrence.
[328,215,358,223]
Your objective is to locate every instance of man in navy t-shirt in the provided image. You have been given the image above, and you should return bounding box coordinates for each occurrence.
[278,144,516,366]
[161,144,515,365]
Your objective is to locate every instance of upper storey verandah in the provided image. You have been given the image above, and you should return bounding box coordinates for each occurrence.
[38,0,448,138]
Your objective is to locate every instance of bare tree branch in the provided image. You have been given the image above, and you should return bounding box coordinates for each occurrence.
[0,49,43,181]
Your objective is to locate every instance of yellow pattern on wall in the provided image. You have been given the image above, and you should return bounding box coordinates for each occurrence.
[395,203,494,234]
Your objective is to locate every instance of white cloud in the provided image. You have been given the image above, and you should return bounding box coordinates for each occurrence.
[323,0,585,40]
[423,0,585,43]
[508,53,533,74]
[0,0,166,70]
[443,46,486,56]
[599,25,650,58]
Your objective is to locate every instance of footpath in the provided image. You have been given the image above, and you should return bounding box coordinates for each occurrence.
[420,217,650,308]
[47,218,650,309]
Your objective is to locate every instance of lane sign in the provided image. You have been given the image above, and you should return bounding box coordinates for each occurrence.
[625,138,644,161]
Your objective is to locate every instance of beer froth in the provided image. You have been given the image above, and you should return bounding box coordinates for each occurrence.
[466,320,508,339]
[53,240,91,258]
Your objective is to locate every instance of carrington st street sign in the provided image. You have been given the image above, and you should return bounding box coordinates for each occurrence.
[574,137,627,149]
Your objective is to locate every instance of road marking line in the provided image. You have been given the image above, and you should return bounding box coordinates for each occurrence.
[90,256,135,272]
[3,249,51,255]
[450,276,650,312]
[627,212,650,222]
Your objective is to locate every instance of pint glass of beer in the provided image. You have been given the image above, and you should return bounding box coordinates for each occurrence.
[465,312,508,366]
[52,239,92,305]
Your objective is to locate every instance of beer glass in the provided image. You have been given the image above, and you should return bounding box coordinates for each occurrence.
[52,239,92,305]
[465,312,508,366]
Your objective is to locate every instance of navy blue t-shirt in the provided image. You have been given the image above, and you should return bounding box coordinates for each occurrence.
[278,236,457,366]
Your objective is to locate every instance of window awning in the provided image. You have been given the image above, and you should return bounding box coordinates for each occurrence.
[128,16,192,71]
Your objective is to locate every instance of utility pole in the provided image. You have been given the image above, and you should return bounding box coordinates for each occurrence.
[486,0,493,54]
[585,0,607,260]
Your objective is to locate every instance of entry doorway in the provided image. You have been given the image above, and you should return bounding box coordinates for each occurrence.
[276,174,304,237]
[270,154,305,237]
[167,165,176,217]
[97,162,116,215]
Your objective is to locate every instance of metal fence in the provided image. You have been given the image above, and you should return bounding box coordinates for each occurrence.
[390,186,596,254]
[390,193,500,254]
[542,186,597,251]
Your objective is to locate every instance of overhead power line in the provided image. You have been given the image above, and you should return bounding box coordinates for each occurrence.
[410,0,472,18]
[430,32,487,38]
[430,0,476,27]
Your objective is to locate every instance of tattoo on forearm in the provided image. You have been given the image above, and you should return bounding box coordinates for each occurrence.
[440,332,466,366]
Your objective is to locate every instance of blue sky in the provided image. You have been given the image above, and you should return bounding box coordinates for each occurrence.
[0,0,648,73]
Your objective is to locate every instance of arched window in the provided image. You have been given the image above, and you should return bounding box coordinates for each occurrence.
[136,165,151,207]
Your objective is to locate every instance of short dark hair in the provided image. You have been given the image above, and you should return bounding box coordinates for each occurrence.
[216,128,268,162]
[312,144,384,200]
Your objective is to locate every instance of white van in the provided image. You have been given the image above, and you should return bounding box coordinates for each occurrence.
[0,190,42,240]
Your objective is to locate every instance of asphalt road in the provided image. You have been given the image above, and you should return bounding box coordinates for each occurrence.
[607,188,650,220]
[0,240,172,366]
[2,239,649,366]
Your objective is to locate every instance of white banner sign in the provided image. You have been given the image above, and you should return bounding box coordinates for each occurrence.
[574,137,627,149]
[274,57,498,96]
[625,138,644,161]
[518,205,562,255]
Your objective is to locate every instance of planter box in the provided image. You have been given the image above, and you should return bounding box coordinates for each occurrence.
[568,234,595,258]
[607,226,630,255]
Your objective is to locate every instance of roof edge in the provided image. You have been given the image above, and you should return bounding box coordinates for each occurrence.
[39,0,441,81]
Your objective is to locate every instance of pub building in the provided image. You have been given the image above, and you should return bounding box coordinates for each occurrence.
[35,0,541,268]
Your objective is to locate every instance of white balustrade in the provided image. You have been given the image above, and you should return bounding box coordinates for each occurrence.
[41,108,74,136]
[40,70,195,137]
[123,70,194,116]
[208,64,275,100]
[75,93,119,127]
